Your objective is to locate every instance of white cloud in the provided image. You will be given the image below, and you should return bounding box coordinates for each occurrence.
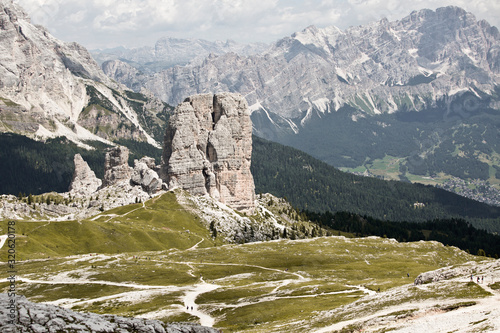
[13,0,500,49]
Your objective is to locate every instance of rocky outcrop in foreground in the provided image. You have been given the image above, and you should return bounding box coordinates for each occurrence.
[162,93,256,213]
[0,294,218,333]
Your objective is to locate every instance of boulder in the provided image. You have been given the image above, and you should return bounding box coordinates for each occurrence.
[131,157,162,194]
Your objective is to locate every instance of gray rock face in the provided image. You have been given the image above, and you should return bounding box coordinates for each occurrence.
[103,146,132,187]
[68,154,102,196]
[0,1,163,147]
[105,6,500,136]
[131,157,163,194]
[161,93,256,213]
[0,293,219,333]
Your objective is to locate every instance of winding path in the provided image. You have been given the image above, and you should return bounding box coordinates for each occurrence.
[182,278,220,327]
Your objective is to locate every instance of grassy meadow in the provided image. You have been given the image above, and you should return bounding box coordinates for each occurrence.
[0,192,493,332]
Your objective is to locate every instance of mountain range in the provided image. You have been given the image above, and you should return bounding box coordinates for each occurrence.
[91,37,269,73]
[102,6,500,199]
[2,2,500,332]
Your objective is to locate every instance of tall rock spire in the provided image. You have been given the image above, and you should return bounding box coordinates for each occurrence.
[161,93,256,213]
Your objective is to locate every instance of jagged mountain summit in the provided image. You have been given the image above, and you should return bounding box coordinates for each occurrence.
[0,0,168,147]
[104,6,500,134]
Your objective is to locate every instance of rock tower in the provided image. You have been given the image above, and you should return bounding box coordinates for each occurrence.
[103,146,133,187]
[161,93,256,213]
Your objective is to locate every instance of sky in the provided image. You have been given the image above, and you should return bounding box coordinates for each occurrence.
[13,0,500,50]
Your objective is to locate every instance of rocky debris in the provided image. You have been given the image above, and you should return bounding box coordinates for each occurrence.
[103,146,133,187]
[131,157,163,194]
[0,293,219,333]
[414,266,462,285]
[68,154,102,196]
[175,191,319,244]
[414,260,498,285]
[162,93,256,213]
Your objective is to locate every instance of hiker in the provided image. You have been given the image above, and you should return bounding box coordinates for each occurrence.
[477,276,480,283]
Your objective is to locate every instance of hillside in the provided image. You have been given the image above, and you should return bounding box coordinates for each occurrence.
[2,133,499,232]
[0,194,498,332]
[251,136,500,233]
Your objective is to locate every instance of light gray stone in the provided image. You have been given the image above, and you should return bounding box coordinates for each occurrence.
[0,294,218,333]
[162,93,256,213]
[131,157,162,194]
[103,146,133,187]
[68,154,102,196]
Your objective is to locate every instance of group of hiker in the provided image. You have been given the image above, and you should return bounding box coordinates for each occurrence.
[471,274,485,283]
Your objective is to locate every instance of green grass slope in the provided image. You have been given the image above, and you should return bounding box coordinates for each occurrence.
[1,232,492,332]
[1,192,215,259]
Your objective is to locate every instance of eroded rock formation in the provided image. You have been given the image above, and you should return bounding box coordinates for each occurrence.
[103,146,132,187]
[161,93,256,213]
[68,154,102,196]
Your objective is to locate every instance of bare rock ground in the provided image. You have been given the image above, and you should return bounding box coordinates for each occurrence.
[313,259,500,332]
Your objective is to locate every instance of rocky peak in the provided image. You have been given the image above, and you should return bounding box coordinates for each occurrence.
[161,93,256,213]
[0,1,165,148]
[107,6,500,130]
[68,154,102,196]
[103,146,132,187]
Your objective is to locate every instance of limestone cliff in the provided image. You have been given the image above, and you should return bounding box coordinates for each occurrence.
[161,93,255,213]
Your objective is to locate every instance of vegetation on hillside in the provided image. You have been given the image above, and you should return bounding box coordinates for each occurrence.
[0,133,163,195]
[273,94,500,187]
[251,136,500,232]
[1,132,499,234]
[304,211,500,258]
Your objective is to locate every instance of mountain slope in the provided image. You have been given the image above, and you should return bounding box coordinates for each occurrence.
[102,6,500,197]
[106,6,500,122]
[0,0,170,147]
[251,136,500,232]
